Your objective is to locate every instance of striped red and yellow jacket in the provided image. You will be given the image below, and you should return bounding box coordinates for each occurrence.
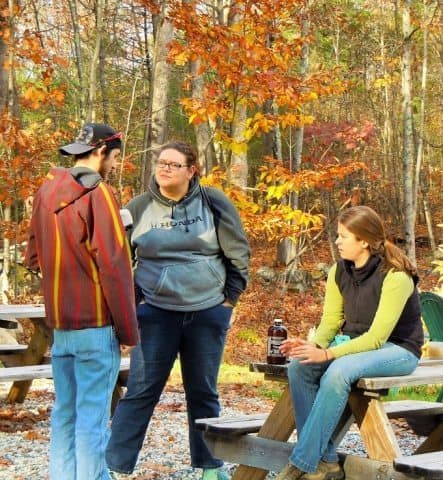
[25,168,139,346]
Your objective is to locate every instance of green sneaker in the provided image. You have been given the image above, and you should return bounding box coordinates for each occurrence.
[201,468,231,480]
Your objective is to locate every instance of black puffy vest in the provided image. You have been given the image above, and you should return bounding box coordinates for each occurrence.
[336,255,423,358]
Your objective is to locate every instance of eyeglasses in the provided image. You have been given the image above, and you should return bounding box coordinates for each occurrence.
[155,160,190,171]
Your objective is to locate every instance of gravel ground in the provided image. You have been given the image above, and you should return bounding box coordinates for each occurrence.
[0,380,425,480]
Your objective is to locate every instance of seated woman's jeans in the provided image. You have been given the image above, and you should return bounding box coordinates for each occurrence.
[106,302,232,474]
[287,342,419,473]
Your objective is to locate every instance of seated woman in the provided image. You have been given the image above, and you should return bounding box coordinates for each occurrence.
[276,205,423,480]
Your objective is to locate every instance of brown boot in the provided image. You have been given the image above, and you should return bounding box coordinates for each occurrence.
[301,461,344,480]
[276,463,305,480]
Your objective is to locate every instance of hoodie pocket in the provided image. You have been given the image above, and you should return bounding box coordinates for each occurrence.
[153,258,226,306]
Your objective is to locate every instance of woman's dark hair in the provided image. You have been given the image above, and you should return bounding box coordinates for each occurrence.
[158,141,200,175]
[337,205,417,276]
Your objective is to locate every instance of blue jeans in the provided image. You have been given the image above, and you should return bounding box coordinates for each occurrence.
[287,342,419,473]
[50,326,120,480]
[106,303,232,474]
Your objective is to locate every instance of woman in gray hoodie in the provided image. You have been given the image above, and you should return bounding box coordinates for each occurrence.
[106,141,250,480]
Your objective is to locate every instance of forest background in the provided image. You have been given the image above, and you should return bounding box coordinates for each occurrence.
[0,0,442,364]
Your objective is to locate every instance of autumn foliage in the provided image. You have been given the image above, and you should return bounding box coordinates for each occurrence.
[167,0,346,151]
[0,0,440,326]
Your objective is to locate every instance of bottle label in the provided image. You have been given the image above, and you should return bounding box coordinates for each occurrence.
[267,336,284,357]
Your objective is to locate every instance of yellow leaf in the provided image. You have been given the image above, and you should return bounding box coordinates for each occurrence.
[230,141,247,155]
[230,23,243,34]
[243,128,255,141]
[174,51,190,66]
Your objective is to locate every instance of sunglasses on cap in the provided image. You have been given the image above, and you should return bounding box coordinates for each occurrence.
[91,132,123,147]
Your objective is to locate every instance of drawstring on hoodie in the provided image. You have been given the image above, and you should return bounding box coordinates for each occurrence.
[183,204,190,232]
[170,201,190,232]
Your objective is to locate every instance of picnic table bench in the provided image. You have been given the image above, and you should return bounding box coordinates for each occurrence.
[0,304,131,412]
[0,357,131,382]
[394,451,443,479]
[197,360,443,480]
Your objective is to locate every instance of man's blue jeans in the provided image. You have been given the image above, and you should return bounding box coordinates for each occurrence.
[106,302,232,474]
[287,342,419,473]
[49,326,120,480]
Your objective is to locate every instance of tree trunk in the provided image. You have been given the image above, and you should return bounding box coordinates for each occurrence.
[262,26,282,162]
[191,59,215,175]
[1,0,17,302]
[378,0,392,179]
[292,1,310,209]
[229,99,248,189]
[139,6,152,193]
[0,6,7,109]
[99,36,109,124]
[401,0,416,263]
[141,5,174,191]
[86,0,104,122]
[67,0,87,121]
[415,0,428,224]
[1,207,10,304]
[273,102,282,161]
[423,196,437,253]
[227,4,248,188]
[278,2,310,265]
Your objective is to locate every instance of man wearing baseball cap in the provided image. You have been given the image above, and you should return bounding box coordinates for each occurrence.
[25,123,139,480]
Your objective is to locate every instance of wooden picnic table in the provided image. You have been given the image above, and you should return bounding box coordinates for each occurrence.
[0,304,130,410]
[199,360,443,480]
[0,304,51,402]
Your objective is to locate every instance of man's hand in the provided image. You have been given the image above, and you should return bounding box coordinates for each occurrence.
[120,345,135,356]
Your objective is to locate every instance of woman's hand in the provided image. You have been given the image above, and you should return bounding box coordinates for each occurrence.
[222,300,234,308]
[279,338,305,356]
[280,338,333,364]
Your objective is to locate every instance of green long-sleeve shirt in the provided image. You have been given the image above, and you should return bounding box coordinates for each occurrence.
[313,263,414,358]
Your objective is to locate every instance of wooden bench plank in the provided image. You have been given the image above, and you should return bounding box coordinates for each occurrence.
[0,318,19,329]
[203,432,419,479]
[195,400,443,439]
[394,451,443,479]
[250,362,443,392]
[196,414,268,435]
[0,357,131,383]
[0,344,28,353]
[0,364,52,381]
[205,432,294,472]
[357,365,443,391]
[384,400,443,417]
[340,454,419,480]
[0,304,45,319]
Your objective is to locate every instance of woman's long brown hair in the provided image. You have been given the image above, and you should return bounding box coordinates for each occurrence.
[338,206,417,277]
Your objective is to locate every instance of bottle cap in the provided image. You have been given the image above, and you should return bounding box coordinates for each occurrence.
[274,318,283,325]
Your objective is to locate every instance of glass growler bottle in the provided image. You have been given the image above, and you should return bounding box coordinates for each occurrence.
[267,318,288,364]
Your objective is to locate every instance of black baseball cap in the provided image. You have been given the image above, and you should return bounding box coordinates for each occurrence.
[59,123,122,156]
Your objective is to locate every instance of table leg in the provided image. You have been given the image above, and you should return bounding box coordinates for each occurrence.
[231,386,295,480]
[348,391,401,461]
[415,421,443,454]
[110,371,129,416]
[7,319,52,403]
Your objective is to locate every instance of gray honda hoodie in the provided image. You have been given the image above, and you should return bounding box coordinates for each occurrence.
[126,175,250,311]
